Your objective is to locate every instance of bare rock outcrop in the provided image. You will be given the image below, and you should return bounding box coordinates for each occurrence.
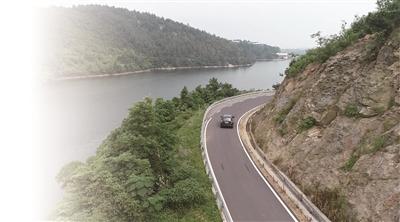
[252,29,400,221]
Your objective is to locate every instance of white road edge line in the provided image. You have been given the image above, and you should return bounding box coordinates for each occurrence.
[236,105,299,222]
[204,117,234,222]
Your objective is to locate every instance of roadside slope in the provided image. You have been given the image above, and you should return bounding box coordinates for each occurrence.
[251,3,400,221]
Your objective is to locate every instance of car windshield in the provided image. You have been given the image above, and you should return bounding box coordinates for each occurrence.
[222,115,232,121]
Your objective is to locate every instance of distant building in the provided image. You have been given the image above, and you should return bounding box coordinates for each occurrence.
[276,52,289,59]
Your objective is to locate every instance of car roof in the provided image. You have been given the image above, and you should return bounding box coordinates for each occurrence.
[222,114,233,118]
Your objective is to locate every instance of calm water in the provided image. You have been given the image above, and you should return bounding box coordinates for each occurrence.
[37,60,289,217]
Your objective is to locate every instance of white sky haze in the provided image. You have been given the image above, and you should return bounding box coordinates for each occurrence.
[38,0,377,50]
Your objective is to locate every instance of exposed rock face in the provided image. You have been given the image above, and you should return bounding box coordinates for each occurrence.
[252,29,400,221]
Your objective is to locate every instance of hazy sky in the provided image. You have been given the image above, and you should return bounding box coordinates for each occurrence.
[39,0,378,48]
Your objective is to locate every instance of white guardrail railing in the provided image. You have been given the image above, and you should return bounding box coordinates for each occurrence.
[244,106,331,222]
[200,90,272,222]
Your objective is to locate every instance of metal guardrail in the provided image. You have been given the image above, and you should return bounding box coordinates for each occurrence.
[200,90,271,222]
[245,109,331,222]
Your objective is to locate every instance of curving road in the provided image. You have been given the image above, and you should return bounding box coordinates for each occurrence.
[204,94,297,222]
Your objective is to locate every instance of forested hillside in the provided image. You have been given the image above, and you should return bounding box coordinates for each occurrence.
[40,5,280,77]
[54,79,239,221]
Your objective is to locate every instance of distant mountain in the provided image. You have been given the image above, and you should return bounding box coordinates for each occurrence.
[281,48,308,55]
[40,5,280,77]
[234,40,281,60]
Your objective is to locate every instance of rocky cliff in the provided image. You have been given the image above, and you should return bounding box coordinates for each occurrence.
[252,27,400,221]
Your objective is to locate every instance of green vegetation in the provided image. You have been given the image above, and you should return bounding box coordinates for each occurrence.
[303,185,356,222]
[344,104,360,118]
[54,78,238,221]
[41,5,279,77]
[235,40,280,60]
[288,176,356,221]
[371,135,388,153]
[342,133,391,172]
[274,99,297,124]
[272,83,281,90]
[298,116,317,132]
[285,0,400,77]
[342,153,360,172]
[363,32,387,61]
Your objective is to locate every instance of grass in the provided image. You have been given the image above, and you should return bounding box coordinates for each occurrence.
[274,114,286,124]
[274,99,297,124]
[344,104,360,118]
[370,135,388,153]
[288,175,356,221]
[153,109,222,222]
[342,134,389,172]
[342,153,360,172]
[302,185,356,222]
[297,116,317,132]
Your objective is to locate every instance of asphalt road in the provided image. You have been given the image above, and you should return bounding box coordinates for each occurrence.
[205,95,297,222]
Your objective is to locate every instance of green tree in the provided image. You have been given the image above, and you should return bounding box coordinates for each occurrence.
[154,98,176,123]
[42,5,280,77]
[55,156,148,221]
[205,77,221,102]
[55,78,238,221]
[220,82,239,97]
[180,86,194,109]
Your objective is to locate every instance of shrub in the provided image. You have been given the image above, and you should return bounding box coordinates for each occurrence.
[344,104,360,118]
[298,116,316,131]
[285,0,400,77]
[163,178,206,209]
[272,83,281,90]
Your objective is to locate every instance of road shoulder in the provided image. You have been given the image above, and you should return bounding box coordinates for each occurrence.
[238,104,321,222]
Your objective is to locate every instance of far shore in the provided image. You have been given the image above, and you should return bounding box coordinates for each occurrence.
[48,63,255,81]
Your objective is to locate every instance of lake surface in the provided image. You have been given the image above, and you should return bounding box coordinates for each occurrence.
[37,60,290,218]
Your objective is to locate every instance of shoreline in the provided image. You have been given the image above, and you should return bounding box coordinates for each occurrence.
[48,63,254,81]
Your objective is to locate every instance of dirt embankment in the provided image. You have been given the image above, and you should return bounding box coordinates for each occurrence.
[252,29,400,221]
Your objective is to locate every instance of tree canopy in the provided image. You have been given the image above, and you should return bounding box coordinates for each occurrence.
[40,5,280,77]
[54,78,240,221]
